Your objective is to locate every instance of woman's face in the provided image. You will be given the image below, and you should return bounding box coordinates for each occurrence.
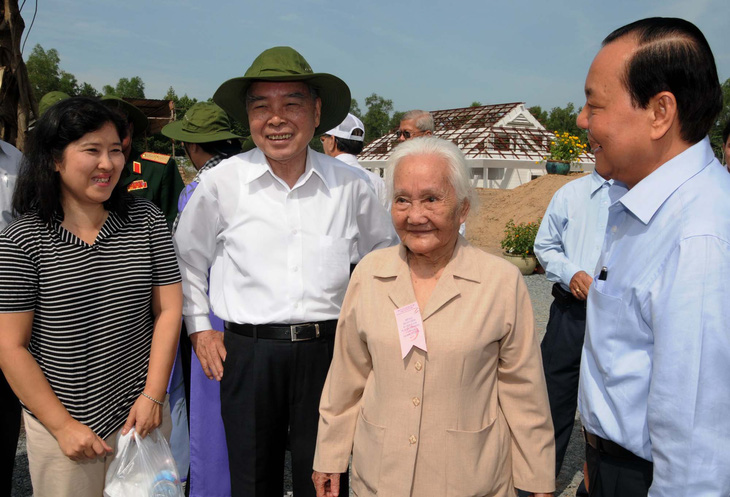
[55,122,125,208]
[391,153,469,258]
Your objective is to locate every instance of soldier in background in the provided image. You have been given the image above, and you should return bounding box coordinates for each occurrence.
[102,95,184,227]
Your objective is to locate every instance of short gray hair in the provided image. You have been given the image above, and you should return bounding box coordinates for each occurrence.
[401,110,434,132]
[385,136,477,212]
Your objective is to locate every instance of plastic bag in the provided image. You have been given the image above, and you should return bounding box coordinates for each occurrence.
[104,427,184,497]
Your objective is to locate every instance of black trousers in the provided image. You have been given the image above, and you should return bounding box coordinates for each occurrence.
[541,284,587,474]
[220,331,348,497]
[0,369,21,496]
[585,442,652,496]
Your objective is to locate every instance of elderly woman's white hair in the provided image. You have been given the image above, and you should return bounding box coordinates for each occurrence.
[384,136,478,212]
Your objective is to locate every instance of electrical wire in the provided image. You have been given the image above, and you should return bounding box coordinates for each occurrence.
[21,0,39,54]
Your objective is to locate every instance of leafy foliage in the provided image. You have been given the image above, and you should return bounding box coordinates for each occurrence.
[709,78,730,159]
[103,76,145,98]
[361,93,394,143]
[501,219,540,257]
[528,103,585,141]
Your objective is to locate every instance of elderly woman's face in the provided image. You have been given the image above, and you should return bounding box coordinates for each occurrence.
[392,153,468,258]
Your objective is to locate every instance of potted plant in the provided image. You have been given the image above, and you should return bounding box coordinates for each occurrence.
[500,218,540,275]
[544,132,587,175]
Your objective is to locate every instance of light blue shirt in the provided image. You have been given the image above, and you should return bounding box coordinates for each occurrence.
[579,138,730,496]
[534,170,612,289]
[0,140,21,230]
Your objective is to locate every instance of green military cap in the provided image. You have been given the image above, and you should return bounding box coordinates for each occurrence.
[213,46,350,135]
[100,95,149,137]
[38,91,70,116]
[162,102,242,143]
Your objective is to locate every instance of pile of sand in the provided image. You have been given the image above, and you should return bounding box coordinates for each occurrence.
[466,173,587,255]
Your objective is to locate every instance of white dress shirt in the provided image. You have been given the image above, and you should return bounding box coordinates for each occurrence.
[579,138,730,496]
[334,153,390,210]
[0,140,22,230]
[534,170,612,289]
[174,147,397,333]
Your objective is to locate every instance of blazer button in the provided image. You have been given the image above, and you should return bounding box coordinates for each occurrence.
[414,361,422,371]
[409,435,417,445]
[412,397,420,406]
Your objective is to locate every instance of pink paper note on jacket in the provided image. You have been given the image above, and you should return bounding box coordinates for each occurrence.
[395,302,428,359]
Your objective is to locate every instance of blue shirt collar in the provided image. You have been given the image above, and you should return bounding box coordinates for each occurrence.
[617,137,715,225]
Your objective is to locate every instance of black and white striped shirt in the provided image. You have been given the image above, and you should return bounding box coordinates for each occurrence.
[0,196,181,438]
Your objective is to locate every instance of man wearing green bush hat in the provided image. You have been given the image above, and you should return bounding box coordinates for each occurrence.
[101,95,184,227]
[38,91,70,117]
[174,46,396,497]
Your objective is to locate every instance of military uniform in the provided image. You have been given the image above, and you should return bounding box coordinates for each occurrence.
[122,148,184,228]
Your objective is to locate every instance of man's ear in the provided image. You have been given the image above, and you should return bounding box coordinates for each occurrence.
[649,91,678,141]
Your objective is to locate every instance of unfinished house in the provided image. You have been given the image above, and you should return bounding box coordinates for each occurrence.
[358,103,595,189]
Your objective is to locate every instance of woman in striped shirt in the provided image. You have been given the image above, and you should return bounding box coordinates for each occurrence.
[0,97,182,497]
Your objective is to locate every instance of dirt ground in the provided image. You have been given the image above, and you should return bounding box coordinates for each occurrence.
[465,172,586,254]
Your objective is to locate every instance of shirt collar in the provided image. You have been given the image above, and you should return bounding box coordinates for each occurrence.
[240,147,332,192]
[373,236,481,284]
[192,153,226,184]
[618,137,715,225]
[589,169,612,196]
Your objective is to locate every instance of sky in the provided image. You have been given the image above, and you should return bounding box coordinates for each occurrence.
[21,0,730,115]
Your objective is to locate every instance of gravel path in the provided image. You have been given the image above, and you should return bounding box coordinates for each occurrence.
[10,273,583,497]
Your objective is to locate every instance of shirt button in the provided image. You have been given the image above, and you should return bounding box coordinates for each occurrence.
[414,361,422,371]
[409,435,417,445]
[611,226,618,233]
[293,266,298,272]
[412,397,420,407]
[292,229,297,235]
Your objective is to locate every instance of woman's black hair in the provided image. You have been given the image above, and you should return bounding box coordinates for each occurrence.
[13,97,130,223]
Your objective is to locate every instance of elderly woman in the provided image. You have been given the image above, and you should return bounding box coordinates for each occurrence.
[312,137,555,497]
[0,97,182,497]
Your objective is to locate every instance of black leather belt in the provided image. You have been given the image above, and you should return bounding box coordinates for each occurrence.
[584,430,650,463]
[224,320,337,341]
[552,283,587,309]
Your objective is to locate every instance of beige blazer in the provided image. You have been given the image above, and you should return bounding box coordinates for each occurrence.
[314,238,555,497]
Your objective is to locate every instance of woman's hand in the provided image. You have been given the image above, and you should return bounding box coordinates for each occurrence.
[54,418,112,461]
[312,471,340,497]
[122,393,163,438]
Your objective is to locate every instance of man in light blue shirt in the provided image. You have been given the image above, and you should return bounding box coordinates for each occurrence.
[534,169,611,487]
[576,17,730,497]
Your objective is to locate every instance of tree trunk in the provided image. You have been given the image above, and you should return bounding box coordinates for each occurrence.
[0,0,36,150]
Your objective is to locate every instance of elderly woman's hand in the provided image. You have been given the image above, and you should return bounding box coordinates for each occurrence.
[121,392,163,438]
[312,471,340,497]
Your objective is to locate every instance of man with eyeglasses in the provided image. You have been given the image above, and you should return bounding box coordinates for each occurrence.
[396,109,434,141]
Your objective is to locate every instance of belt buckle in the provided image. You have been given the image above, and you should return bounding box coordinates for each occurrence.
[290,323,319,342]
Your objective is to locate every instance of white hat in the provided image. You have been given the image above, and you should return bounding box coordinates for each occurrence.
[325,113,365,142]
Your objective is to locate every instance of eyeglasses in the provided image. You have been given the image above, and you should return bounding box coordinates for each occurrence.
[395,129,423,139]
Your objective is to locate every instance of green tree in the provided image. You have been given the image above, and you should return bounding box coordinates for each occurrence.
[105,76,145,98]
[710,78,730,159]
[528,105,548,126]
[389,110,405,131]
[78,82,100,97]
[26,44,65,98]
[350,98,362,119]
[362,93,394,143]
[25,44,101,100]
[470,101,483,107]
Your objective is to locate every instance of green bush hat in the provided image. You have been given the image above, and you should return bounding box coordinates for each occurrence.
[100,95,149,137]
[38,91,70,117]
[213,46,351,135]
[162,102,242,143]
